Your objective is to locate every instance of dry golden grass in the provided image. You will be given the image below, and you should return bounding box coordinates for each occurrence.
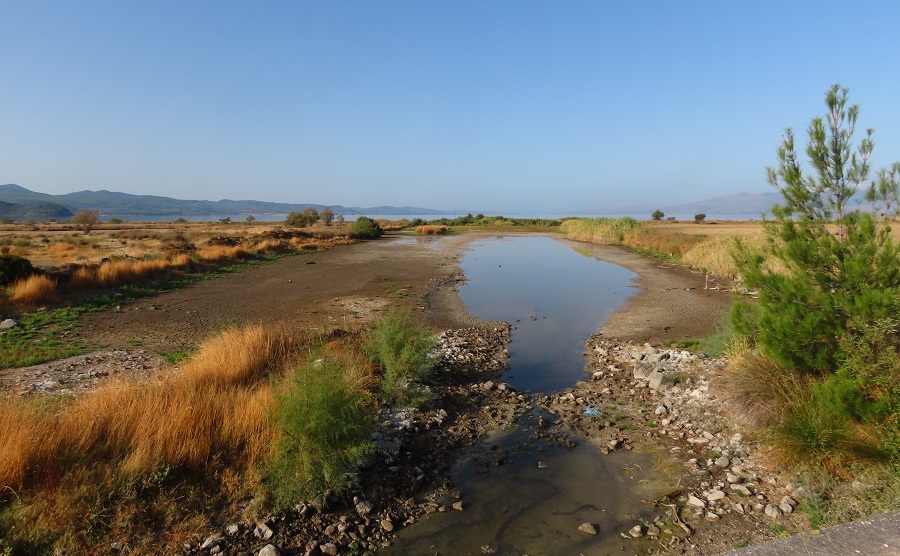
[623,231,705,258]
[7,274,57,305]
[415,225,449,235]
[196,244,252,262]
[681,237,742,279]
[722,349,807,428]
[0,323,294,490]
[0,398,50,489]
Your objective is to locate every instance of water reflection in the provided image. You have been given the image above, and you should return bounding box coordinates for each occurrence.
[458,236,636,392]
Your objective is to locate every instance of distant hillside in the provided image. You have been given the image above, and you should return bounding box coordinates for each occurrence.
[0,184,460,217]
[0,198,74,221]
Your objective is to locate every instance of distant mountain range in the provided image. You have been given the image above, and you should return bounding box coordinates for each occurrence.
[0,184,464,220]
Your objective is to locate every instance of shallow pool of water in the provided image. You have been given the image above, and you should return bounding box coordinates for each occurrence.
[382,410,675,556]
[457,236,636,392]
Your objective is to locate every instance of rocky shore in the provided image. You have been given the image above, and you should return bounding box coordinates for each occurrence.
[540,336,808,554]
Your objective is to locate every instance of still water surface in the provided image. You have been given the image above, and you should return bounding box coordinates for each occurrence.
[458,236,636,392]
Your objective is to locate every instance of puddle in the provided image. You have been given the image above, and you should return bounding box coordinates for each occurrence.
[383,410,678,556]
[457,236,636,393]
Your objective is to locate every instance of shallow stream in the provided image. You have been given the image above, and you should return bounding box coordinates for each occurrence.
[384,235,677,555]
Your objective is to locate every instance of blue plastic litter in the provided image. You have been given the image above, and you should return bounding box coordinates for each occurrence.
[583,407,600,416]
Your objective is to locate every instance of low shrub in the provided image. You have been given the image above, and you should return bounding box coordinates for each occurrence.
[350,217,383,239]
[365,313,434,403]
[266,355,375,510]
[0,254,36,287]
[415,225,449,235]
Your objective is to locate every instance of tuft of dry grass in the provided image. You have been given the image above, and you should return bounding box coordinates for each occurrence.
[7,274,57,304]
[723,349,810,429]
[415,225,449,235]
[0,397,51,489]
[196,245,252,262]
[682,237,743,279]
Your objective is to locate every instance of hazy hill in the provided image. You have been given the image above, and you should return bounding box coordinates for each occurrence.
[0,197,74,221]
[0,184,460,217]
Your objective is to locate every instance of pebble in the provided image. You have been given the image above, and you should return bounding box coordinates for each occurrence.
[578,523,599,535]
[258,545,280,556]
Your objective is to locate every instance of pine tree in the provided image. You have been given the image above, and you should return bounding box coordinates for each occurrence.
[731,84,900,374]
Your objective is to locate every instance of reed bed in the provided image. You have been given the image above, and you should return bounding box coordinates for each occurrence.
[560,217,644,244]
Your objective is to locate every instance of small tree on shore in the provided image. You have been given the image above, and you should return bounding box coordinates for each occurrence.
[694,213,706,223]
[651,209,665,221]
[72,210,100,234]
[732,84,900,374]
[320,208,334,226]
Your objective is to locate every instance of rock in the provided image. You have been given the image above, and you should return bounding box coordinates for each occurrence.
[210,546,222,555]
[380,518,395,532]
[726,472,742,484]
[706,489,726,502]
[781,495,798,507]
[320,543,338,555]
[226,524,241,536]
[646,524,660,537]
[578,523,598,535]
[715,456,731,467]
[200,536,221,550]
[607,438,623,451]
[254,522,274,540]
[537,461,548,469]
[648,371,676,391]
[779,502,794,514]
[453,501,464,511]
[730,484,752,496]
[764,504,783,518]
[480,545,498,554]
[705,511,721,521]
[0,319,17,330]
[355,499,374,517]
[628,524,644,538]
[687,495,707,508]
[258,545,280,556]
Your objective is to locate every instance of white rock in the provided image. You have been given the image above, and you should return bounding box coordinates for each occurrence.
[706,490,726,502]
[258,545,281,556]
[254,522,274,540]
[687,495,707,508]
[764,504,783,518]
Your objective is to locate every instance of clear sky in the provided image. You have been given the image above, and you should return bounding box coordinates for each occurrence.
[3,1,900,213]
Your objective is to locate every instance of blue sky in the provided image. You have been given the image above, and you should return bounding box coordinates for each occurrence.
[3,1,900,213]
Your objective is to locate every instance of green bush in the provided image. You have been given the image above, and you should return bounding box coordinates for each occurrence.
[365,313,434,403]
[732,85,900,375]
[0,254,36,286]
[267,356,375,510]
[350,216,383,239]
